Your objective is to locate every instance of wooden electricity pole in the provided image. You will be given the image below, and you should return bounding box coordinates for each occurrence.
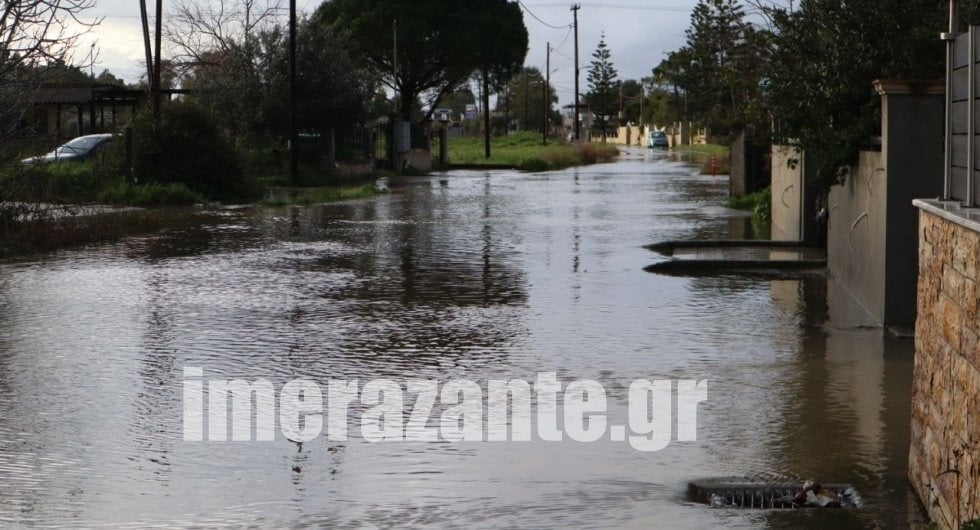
[571,4,580,141]
[543,42,550,145]
[153,0,163,119]
[288,0,297,184]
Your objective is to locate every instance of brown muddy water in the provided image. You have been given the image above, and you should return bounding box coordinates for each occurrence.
[0,147,918,528]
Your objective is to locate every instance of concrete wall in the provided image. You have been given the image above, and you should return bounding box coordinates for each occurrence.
[665,122,707,148]
[770,145,804,241]
[608,125,645,146]
[828,150,888,323]
[826,81,944,328]
[731,132,748,198]
[397,149,432,173]
[880,82,946,325]
[910,203,980,528]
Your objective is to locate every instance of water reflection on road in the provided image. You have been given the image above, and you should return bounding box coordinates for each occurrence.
[0,147,915,528]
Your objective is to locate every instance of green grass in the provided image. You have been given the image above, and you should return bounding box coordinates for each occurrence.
[726,187,770,211]
[1,161,211,207]
[672,143,730,156]
[98,182,205,206]
[670,143,731,175]
[0,207,167,258]
[448,131,619,170]
[259,183,381,206]
[726,186,771,235]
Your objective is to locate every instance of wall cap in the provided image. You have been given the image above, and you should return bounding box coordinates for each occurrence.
[914,198,980,233]
[873,79,945,96]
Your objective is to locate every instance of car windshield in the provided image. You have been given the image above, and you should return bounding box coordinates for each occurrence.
[47,137,105,158]
[651,132,666,138]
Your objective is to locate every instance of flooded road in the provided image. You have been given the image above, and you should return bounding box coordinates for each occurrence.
[0,148,916,528]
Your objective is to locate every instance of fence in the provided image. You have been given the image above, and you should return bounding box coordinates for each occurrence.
[948,26,980,204]
[373,122,431,170]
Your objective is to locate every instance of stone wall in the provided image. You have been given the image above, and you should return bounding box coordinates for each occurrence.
[910,203,980,528]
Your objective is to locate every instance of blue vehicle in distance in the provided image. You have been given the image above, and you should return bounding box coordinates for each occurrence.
[647,130,669,149]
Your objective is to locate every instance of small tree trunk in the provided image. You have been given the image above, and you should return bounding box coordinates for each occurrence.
[483,69,491,159]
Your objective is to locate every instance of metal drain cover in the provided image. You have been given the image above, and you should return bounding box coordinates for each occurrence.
[689,478,862,509]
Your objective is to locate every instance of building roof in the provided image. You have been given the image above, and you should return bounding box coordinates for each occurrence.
[34,83,147,105]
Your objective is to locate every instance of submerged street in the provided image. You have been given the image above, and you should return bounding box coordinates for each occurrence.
[0,148,916,528]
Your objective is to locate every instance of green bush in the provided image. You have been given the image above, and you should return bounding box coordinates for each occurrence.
[518,157,549,172]
[240,146,287,179]
[111,102,258,201]
[726,186,771,219]
[0,159,118,203]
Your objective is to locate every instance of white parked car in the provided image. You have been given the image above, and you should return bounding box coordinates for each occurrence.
[21,133,114,165]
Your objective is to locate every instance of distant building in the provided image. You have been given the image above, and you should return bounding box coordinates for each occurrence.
[22,83,147,141]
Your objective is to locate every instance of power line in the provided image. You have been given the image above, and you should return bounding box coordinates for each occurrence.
[517,0,571,29]
[551,48,574,63]
[525,3,689,11]
[552,25,573,53]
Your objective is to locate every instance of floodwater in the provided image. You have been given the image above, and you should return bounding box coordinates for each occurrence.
[0,148,918,528]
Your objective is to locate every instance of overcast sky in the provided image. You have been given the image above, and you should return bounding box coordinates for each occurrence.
[80,1,707,107]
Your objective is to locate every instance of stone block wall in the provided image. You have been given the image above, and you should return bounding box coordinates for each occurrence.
[910,205,980,528]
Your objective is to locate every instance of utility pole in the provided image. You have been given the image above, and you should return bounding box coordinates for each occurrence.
[639,84,644,133]
[393,19,402,170]
[483,71,491,159]
[288,0,297,184]
[543,42,550,145]
[391,19,399,114]
[523,73,529,132]
[618,82,623,122]
[571,3,580,141]
[153,0,163,119]
[139,0,154,89]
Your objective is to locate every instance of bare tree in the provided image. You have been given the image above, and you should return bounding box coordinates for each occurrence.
[164,0,283,68]
[0,0,101,141]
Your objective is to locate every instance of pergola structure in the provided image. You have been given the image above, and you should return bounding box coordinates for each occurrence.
[27,83,148,140]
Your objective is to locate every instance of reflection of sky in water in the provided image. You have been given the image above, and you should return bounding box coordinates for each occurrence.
[0,149,913,528]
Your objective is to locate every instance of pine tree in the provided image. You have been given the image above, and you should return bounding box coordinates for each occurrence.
[652,0,767,135]
[585,34,619,139]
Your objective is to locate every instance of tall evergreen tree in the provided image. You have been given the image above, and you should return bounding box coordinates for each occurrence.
[652,0,768,135]
[585,34,619,138]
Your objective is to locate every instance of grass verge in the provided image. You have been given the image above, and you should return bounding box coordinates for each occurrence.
[671,143,731,175]
[671,143,730,156]
[259,183,381,206]
[726,186,771,235]
[448,131,619,170]
[98,182,205,206]
[0,207,166,259]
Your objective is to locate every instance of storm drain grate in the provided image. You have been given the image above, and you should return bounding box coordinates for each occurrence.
[688,479,862,509]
